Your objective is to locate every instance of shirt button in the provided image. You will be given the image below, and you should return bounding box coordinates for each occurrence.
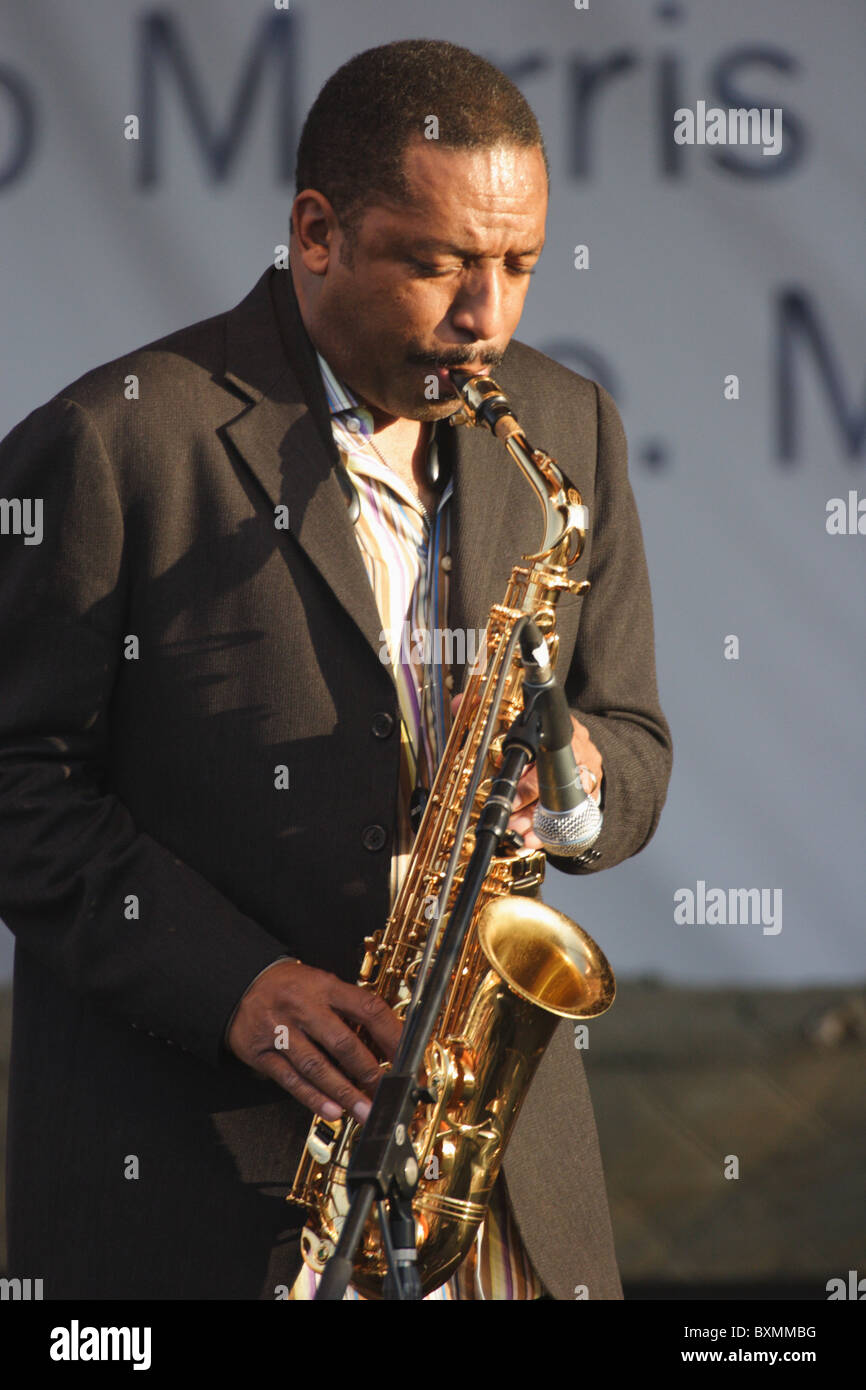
[361,824,387,852]
[371,712,395,739]
[440,553,452,572]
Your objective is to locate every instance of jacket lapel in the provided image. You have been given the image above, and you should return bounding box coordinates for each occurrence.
[221,268,386,664]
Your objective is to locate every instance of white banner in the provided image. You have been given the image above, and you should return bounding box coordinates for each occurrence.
[1,0,864,983]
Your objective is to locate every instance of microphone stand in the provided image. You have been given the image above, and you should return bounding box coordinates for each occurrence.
[315,703,541,1301]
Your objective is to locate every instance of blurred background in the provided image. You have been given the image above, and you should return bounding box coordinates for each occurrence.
[1,0,863,1297]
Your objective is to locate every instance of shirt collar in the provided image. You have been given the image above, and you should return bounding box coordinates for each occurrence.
[315,350,365,419]
[314,349,453,516]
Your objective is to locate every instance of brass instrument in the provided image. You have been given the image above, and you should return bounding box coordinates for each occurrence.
[288,371,616,1298]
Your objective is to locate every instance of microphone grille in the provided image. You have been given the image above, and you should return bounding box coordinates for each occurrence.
[533,800,602,857]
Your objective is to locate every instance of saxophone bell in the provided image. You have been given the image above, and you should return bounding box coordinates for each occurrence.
[477,894,614,1020]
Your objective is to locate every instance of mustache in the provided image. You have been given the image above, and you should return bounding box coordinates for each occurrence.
[406,347,505,371]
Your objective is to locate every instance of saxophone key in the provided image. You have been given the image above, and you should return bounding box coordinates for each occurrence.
[306,1117,343,1165]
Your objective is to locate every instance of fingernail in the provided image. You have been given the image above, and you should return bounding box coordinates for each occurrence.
[353,1100,371,1124]
[321,1101,342,1121]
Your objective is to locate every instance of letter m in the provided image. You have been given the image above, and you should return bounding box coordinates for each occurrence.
[137,9,297,185]
[0,1278,23,1299]
[729,887,760,923]
[729,108,761,143]
[776,290,866,462]
[439,629,466,667]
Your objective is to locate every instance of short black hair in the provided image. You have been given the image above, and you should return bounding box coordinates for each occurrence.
[294,39,549,240]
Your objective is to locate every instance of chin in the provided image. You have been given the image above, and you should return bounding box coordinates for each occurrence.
[399,387,466,421]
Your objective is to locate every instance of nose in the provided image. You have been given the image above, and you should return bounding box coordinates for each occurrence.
[448,264,509,345]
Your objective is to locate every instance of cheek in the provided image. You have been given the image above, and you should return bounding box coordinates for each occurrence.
[504,280,533,324]
[382,285,448,348]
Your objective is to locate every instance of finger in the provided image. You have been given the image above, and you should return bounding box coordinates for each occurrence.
[508,771,539,815]
[581,770,602,803]
[328,981,404,1061]
[250,1048,346,1122]
[304,1013,388,1096]
[509,809,535,837]
[576,765,603,804]
[280,1032,374,1124]
[273,987,386,1093]
[506,815,544,851]
[511,791,539,815]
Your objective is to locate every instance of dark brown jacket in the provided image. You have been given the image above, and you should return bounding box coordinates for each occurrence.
[0,267,671,1299]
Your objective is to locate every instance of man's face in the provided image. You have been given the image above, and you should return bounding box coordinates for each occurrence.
[291,138,548,423]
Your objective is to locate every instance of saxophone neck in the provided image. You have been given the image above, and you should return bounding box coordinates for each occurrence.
[448,370,589,570]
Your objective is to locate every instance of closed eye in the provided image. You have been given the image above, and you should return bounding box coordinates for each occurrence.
[408,257,537,278]
[407,257,458,277]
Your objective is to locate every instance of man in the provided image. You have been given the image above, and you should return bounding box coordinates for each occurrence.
[0,40,671,1300]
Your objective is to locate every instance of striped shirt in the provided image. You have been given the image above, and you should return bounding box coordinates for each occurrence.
[287,352,543,1301]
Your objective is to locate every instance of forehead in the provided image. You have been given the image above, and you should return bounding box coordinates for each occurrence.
[360,139,548,253]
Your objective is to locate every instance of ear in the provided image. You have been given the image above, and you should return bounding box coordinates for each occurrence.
[291,189,339,275]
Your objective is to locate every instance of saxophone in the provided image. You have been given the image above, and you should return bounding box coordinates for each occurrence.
[288,371,616,1298]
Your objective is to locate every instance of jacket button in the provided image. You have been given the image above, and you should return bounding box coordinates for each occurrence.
[361,824,387,852]
[371,712,395,739]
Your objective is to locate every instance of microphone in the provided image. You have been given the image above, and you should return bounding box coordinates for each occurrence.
[519,624,602,858]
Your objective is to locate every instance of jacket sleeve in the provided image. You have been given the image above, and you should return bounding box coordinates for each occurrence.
[547,380,673,875]
[0,396,289,1065]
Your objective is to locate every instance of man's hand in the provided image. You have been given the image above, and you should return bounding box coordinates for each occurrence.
[452,694,603,851]
[226,960,402,1124]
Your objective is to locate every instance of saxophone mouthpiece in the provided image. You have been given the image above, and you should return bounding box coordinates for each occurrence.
[445,367,496,428]
[446,370,520,442]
